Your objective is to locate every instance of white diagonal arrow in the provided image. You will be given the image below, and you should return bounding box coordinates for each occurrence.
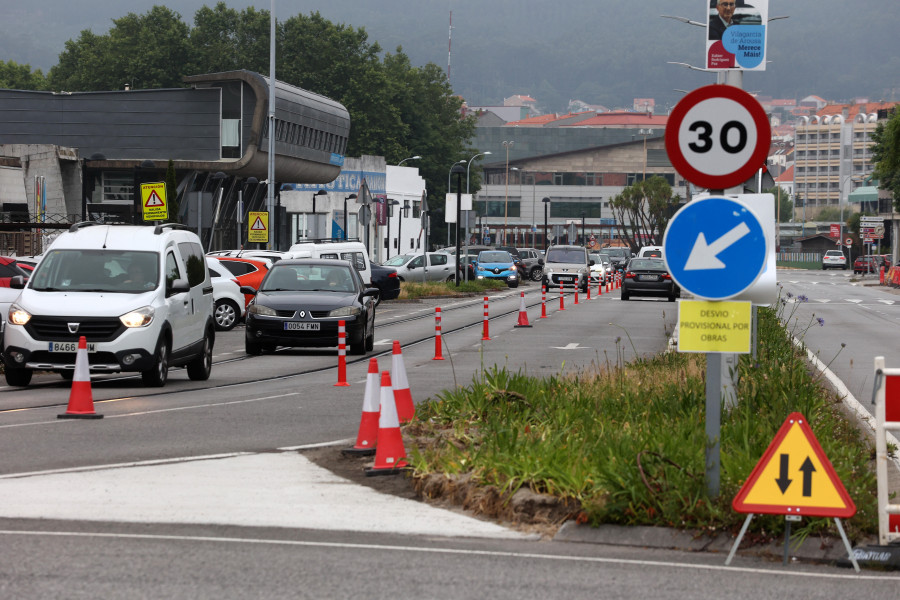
[684,222,751,271]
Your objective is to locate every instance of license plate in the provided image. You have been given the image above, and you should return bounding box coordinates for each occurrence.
[638,274,659,281]
[284,322,320,331]
[49,341,96,352]
[560,276,575,282]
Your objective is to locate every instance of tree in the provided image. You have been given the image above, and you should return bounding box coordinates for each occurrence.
[766,186,794,223]
[871,107,900,212]
[608,176,682,252]
[0,60,48,90]
[189,3,271,75]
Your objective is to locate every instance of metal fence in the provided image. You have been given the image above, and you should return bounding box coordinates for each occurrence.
[777,251,824,263]
[0,212,80,256]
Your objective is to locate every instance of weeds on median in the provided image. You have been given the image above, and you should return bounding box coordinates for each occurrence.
[397,279,506,300]
[407,305,878,542]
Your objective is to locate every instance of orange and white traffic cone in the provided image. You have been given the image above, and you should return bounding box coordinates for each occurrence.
[559,282,565,310]
[586,280,592,301]
[433,307,445,360]
[391,341,414,423]
[598,276,603,296]
[482,296,491,340]
[541,285,548,318]
[514,291,532,328]
[334,320,350,387]
[364,371,409,476]
[574,286,579,305]
[343,358,380,456]
[58,336,102,419]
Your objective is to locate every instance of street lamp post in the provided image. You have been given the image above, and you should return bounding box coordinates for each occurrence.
[398,155,422,166]
[465,151,492,280]
[451,163,466,286]
[447,159,466,246]
[581,211,586,246]
[343,193,357,241]
[398,200,410,256]
[502,140,514,245]
[384,199,400,259]
[311,189,327,241]
[542,197,551,252]
[238,177,259,248]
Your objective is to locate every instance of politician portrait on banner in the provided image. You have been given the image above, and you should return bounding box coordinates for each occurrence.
[706,0,768,71]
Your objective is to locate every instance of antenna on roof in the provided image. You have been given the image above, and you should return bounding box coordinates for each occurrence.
[447,11,453,84]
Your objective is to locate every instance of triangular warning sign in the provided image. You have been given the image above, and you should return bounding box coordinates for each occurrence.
[732,412,856,518]
[144,190,164,207]
[250,216,266,231]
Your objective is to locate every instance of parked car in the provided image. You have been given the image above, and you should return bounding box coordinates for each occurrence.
[383,252,457,282]
[542,245,591,292]
[472,250,519,288]
[288,241,372,287]
[821,250,847,270]
[369,261,401,305]
[206,257,246,331]
[495,246,526,274]
[853,255,881,274]
[515,247,545,282]
[214,256,271,306]
[242,259,378,355]
[0,256,30,286]
[621,257,680,302]
[456,254,477,281]
[4,222,215,387]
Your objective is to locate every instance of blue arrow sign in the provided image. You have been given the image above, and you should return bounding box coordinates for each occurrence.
[663,197,767,300]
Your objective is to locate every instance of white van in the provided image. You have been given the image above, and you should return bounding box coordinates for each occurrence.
[637,246,664,259]
[3,222,215,387]
[288,241,371,285]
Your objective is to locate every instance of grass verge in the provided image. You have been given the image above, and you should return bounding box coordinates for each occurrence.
[398,279,507,300]
[406,303,879,542]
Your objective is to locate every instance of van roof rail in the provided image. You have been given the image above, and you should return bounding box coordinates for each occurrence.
[153,222,189,235]
[292,237,363,244]
[69,221,103,232]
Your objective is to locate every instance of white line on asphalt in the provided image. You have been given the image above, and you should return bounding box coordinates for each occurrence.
[277,438,353,451]
[0,393,301,430]
[0,529,893,580]
[0,452,254,479]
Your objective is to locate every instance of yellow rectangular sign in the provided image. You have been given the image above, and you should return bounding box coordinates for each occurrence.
[677,300,752,354]
[247,211,269,243]
[140,182,168,221]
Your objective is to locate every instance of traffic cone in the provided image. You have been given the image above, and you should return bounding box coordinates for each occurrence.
[559,282,565,310]
[433,307,445,360]
[391,341,414,423]
[58,336,102,419]
[482,296,491,340]
[334,320,350,387]
[586,281,592,301]
[365,371,409,476]
[541,285,548,318]
[343,358,380,455]
[598,276,603,296]
[514,291,532,328]
[574,286,579,304]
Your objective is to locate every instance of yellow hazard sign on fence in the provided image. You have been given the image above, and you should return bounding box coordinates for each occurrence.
[247,211,269,243]
[141,182,168,221]
[732,412,856,518]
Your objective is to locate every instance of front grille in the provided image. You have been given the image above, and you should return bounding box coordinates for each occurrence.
[310,311,330,318]
[25,316,125,342]
[274,309,296,318]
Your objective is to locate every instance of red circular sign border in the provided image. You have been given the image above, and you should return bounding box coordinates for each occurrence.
[665,84,771,190]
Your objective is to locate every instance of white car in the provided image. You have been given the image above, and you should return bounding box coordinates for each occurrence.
[206,257,246,331]
[382,252,457,282]
[589,252,613,284]
[822,250,847,270]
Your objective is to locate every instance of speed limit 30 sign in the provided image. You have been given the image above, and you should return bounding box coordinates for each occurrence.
[665,85,771,190]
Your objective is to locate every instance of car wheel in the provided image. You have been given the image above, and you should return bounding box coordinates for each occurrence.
[373,290,382,307]
[530,267,543,281]
[245,336,262,356]
[668,294,676,302]
[4,366,32,387]
[621,292,630,301]
[350,325,366,355]
[365,318,375,351]
[214,299,240,331]
[186,331,213,381]
[446,275,456,283]
[141,336,169,387]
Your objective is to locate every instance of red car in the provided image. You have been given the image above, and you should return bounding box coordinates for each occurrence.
[853,255,883,274]
[0,256,30,287]
[213,256,270,306]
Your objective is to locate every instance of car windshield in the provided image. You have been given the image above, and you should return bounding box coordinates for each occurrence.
[605,248,629,258]
[629,258,665,271]
[383,254,413,267]
[546,249,586,263]
[478,252,512,263]
[262,264,356,293]
[29,249,160,293]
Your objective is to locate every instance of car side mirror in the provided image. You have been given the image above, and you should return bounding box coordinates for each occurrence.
[10,275,25,289]
[363,287,380,297]
[408,263,418,269]
[239,285,258,296]
[538,259,544,265]
[589,260,595,266]
[166,278,190,297]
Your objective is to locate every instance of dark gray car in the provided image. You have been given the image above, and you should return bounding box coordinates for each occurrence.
[515,247,544,281]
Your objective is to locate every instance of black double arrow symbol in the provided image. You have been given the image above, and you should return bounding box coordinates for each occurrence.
[775,454,816,496]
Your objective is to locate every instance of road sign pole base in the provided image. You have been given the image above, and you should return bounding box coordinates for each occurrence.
[725,513,753,566]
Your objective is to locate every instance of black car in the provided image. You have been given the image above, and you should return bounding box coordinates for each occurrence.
[621,257,680,302]
[242,259,378,355]
[369,261,401,305]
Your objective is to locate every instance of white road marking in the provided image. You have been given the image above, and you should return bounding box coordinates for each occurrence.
[551,343,589,350]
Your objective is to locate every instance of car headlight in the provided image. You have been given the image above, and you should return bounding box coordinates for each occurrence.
[328,306,362,317]
[248,304,278,317]
[8,303,31,326]
[120,306,155,328]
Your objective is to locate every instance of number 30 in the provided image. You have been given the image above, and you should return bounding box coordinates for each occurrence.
[687,120,747,154]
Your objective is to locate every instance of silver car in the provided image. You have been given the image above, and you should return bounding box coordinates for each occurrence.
[383,252,457,282]
[589,252,613,284]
